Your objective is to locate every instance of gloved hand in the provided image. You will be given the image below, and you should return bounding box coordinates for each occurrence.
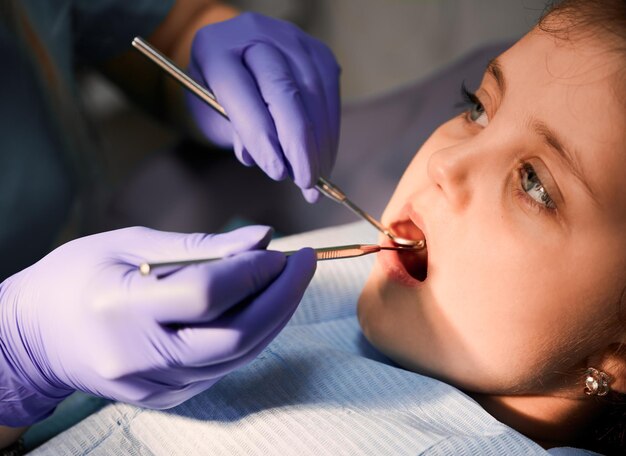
[0,225,315,427]
[187,12,341,203]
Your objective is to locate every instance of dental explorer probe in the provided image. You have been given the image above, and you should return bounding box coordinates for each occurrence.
[131,37,424,249]
[138,244,416,276]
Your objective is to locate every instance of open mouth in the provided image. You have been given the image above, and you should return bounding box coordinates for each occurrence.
[390,219,428,282]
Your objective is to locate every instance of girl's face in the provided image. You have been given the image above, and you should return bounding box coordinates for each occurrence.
[358,27,626,396]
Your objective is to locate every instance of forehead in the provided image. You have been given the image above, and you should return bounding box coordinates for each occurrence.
[496,29,626,216]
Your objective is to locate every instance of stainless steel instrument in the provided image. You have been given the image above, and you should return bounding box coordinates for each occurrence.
[139,243,417,276]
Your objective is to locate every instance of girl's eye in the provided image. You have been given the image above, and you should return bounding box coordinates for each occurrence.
[468,103,488,126]
[460,83,489,127]
[520,163,556,211]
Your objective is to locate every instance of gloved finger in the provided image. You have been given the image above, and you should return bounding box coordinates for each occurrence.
[307,39,341,170]
[301,187,320,204]
[243,42,318,189]
[233,134,256,167]
[203,53,288,181]
[134,225,273,266]
[280,42,333,181]
[144,380,216,410]
[143,306,290,409]
[147,313,288,388]
[120,377,218,410]
[130,250,286,324]
[186,63,234,148]
[171,248,316,367]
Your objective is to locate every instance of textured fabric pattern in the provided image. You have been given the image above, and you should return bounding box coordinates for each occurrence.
[30,223,598,455]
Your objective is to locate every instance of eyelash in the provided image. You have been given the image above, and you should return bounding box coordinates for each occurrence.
[457,83,558,216]
[459,82,485,123]
[459,82,478,104]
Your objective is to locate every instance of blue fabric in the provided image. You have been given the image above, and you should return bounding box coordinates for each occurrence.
[0,0,174,281]
[28,222,599,455]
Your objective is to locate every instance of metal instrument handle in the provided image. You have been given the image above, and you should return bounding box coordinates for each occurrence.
[132,37,227,119]
[138,244,385,276]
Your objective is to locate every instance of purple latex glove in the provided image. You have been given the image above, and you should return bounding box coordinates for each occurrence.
[187,12,341,203]
[0,225,315,427]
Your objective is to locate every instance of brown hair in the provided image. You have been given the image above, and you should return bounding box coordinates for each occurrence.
[540,0,626,45]
[539,3,626,454]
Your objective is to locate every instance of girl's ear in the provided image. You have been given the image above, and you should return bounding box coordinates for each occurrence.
[595,343,626,394]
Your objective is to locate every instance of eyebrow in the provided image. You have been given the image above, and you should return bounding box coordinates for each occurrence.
[486,57,599,204]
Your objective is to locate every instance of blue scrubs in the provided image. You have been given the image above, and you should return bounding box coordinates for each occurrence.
[0,0,173,280]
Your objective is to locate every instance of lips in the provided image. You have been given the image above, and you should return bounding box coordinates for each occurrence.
[379,209,429,286]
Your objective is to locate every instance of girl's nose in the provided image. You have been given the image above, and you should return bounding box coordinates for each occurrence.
[427,146,473,210]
